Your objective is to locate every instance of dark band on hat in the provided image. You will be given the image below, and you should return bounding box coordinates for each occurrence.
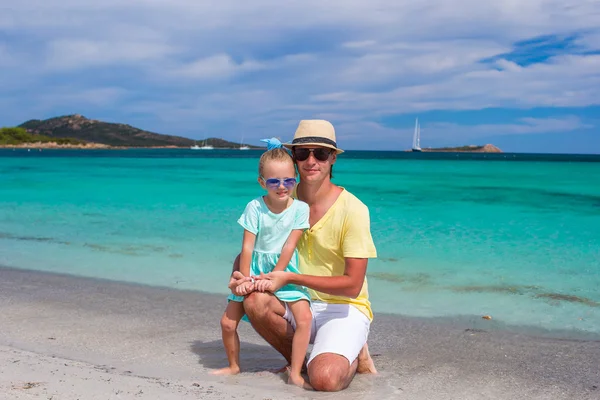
[291,136,337,147]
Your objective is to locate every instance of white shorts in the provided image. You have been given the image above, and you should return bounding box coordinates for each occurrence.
[283,301,370,365]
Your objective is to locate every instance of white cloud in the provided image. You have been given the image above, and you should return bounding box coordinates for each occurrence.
[307,53,600,115]
[171,54,265,80]
[426,116,591,138]
[342,40,377,49]
[46,39,175,70]
[35,87,129,108]
[2,1,598,39]
[334,40,511,87]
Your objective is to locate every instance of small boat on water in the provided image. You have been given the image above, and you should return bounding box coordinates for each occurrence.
[191,138,214,150]
[239,136,249,150]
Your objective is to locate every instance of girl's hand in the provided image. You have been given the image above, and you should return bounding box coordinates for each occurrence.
[229,271,252,294]
[254,278,273,293]
[235,281,254,296]
[255,271,290,293]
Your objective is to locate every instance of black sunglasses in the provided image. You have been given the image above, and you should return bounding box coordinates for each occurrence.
[293,148,333,162]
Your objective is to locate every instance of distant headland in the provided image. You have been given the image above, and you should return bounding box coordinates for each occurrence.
[1,115,502,152]
[0,115,260,149]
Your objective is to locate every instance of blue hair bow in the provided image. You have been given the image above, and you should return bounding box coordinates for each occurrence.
[260,137,283,150]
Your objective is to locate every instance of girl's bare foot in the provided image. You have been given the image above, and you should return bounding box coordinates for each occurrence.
[270,364,289,374]
[356,343,377,374]
[210,366,240,375]
[288,373,313,390]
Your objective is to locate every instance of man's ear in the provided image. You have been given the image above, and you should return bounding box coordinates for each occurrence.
[330,152,337,165]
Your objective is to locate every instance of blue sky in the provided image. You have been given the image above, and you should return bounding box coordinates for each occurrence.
[0,1,599,153]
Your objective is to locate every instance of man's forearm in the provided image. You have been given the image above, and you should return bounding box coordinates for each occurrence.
[287,273,362,298]
[230,254,241,275]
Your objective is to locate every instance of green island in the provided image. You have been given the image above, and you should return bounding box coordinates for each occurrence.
[0,115,260,149]
[1,127,85,147]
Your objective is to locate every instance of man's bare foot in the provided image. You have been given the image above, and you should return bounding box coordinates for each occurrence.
[210,366,240,375]
[356,343,377,374]
[288,374,313,390]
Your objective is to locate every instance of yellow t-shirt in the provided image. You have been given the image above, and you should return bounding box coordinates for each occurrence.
[296,189,377,320]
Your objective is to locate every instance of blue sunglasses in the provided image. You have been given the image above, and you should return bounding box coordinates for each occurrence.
[261,177,297,190]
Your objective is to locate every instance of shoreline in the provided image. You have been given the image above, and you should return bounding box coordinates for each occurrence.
[0,142,115,149]
[2,265,599,342]
[1,266,599,399]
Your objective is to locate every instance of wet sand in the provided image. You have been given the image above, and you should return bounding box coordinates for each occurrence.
[1,266,598,399]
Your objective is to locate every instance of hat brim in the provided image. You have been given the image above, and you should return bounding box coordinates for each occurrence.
[283,142,344,154]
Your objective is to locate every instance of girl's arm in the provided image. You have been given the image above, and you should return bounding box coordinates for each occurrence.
[239,229,256,277]
[272,229,304,272]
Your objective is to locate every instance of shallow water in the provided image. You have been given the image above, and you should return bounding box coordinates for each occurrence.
[1,148,599,336]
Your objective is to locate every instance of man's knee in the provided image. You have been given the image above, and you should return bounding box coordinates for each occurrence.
[243,292,272,320]
[308,356,351,392]
[309,369,347,392]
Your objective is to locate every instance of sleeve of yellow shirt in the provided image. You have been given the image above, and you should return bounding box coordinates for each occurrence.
[341,199,378,259]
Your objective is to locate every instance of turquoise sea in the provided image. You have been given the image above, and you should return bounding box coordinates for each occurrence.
[1,149,600,337]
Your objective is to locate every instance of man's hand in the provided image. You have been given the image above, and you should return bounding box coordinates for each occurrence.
[229,271,252,295]
[254,271,291,293]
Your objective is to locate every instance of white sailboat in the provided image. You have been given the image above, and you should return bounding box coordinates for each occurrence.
[191,137,214,150]
[239,135,250,150]
[412,118,422,152]
[200,141,214,150]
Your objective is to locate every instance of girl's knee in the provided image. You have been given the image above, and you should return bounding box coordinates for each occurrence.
[292,307,313,327]
[220,314,238,334]
[295,316,312,329]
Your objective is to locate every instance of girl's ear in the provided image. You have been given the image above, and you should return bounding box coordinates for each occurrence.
[257,176,266,189]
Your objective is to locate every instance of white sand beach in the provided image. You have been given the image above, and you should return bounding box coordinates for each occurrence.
[1,266,598,400]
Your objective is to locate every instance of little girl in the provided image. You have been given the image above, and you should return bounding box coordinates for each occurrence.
[212,138,313,389]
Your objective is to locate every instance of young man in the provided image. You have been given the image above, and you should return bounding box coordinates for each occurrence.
[230,119,377,391]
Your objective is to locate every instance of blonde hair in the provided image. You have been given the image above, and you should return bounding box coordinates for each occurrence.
[258,147,294,176]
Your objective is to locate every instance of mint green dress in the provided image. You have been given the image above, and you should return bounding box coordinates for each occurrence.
[228,196,311,304]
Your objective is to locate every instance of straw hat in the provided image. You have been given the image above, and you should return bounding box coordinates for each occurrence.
[283,119,344,154]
